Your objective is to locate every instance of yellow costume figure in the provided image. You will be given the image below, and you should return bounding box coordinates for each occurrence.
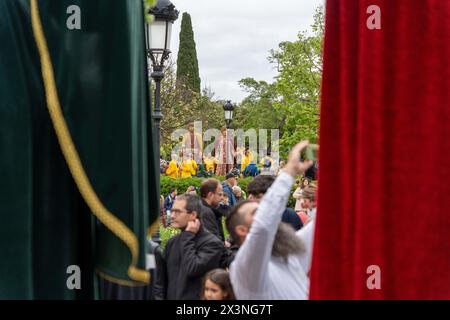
[204,156,218,174]
[181,159,197,178]
[241,153,252,172]
[192,159,198,175]
[165,159,179,179]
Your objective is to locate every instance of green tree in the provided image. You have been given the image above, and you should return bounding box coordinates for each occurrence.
[159,61,223,159]
[235,6,324,158]
[270,6,324,154]
[176,12,201,94]
[234,78,284,131]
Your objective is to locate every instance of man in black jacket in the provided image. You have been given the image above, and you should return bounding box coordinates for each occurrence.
[199,178,238,268]
[200,178,226,241]
[154,194,223,300]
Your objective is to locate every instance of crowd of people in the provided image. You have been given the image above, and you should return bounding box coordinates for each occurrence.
[151,140,319,300]
[159,125,305,179]
[160,149,281,179]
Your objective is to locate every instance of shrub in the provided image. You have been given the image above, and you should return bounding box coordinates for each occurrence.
[159,225,180,250]
[160,174,254,198]
[160,175,204,197]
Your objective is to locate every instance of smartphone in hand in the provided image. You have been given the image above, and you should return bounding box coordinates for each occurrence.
[303,144,319,162]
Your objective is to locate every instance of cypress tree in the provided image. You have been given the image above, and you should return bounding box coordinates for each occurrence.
[176,12,201,94]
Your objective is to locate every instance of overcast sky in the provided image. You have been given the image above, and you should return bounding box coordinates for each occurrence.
[170,0,324,103]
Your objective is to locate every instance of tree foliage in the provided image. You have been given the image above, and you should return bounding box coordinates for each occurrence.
[234,6,324,158]
[233,78,285,131]
[176,12,201,94]
[158,61,224,159]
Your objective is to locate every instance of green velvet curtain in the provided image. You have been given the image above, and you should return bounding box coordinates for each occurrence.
[0,0,159,299]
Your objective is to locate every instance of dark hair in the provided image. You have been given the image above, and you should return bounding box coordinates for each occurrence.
[226,200,258,245]
[169,188,177,194]
[200,178,220,198]
[201,269,235,300]
[247,175,276,197]
[176,194,202,219]
[301,178,310,188]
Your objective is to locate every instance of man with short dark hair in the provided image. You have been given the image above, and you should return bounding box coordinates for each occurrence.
[200,178,238,267]
[226,141,316,300]
[199,178,225,240]
[154,194,223,300]
[247,175,303,231]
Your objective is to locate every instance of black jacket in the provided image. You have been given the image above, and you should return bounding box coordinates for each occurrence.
[201,199,227,241]
[220,243,239,268]
[200,200,222,240]
[154,227,223,300]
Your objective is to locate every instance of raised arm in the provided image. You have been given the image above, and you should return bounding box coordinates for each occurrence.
[230,141,313,295]
[230,172,296,294]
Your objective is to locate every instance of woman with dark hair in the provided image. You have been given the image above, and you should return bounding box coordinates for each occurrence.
[293,178,310,210]
[201,269,235,300]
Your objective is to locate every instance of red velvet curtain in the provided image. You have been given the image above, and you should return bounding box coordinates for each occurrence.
[311,0,450,299]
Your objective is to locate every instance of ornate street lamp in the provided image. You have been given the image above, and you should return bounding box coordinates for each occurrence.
[145,0,179,163]
[145,0,179,244]
[223,100,235,129]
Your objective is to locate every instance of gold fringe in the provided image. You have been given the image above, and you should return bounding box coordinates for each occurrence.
[147,218,161,238]
[30,0,149,284]
[96,269,149,287]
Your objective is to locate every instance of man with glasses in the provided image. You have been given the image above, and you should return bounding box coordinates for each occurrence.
[154,194,223,300]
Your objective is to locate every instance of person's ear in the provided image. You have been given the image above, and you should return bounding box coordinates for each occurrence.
[235,225,248,238]
[191,211,198,221]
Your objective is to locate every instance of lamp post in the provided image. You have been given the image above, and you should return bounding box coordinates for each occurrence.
[145,0,179,243]
[223,100,235,129]
[145,0,179,165]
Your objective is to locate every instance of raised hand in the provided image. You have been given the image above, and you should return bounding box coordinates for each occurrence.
[185,219,201,234]
[284,141,314,178]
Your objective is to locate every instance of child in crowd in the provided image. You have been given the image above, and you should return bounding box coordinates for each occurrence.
[201,269,235,300]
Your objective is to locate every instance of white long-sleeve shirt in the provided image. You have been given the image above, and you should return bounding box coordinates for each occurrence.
[230,172,315,300]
